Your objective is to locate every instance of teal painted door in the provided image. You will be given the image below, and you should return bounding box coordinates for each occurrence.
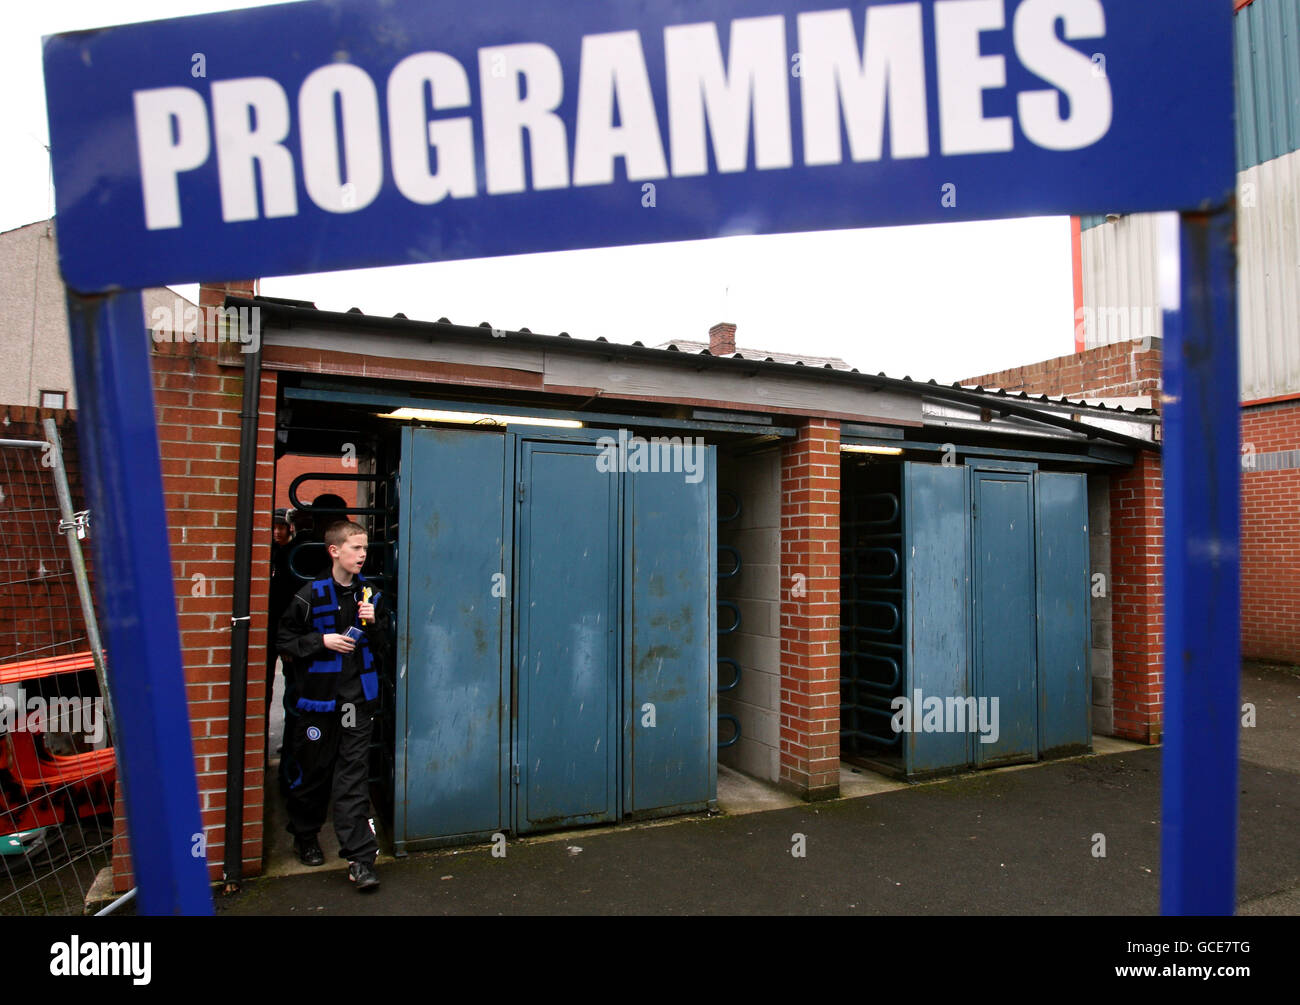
[1035,471,1092,755]
[971,469,1038,766]
[395,427,510,852]
[623,444,716,816]
[514,439,621,833]
[903,461,972,774]
[397,428,718,843]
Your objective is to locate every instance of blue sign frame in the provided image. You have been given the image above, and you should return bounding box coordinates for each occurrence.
[45,0,1234,291]
[42,0,1240,916]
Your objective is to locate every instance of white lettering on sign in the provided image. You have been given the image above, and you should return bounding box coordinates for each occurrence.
[299,63,385,212]
[936,0,1013,156]
[387,52,477,203]
[132,2,1112,230]
[665,16,792,176]
[211,77,297,222]
[573,31,668,186]
[1014,0,1112,150]
[479,42,569,194]
[134,87,211,229]
[798,4,929,164]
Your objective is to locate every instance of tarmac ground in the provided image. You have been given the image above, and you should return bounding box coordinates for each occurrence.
[211,662,1298,916]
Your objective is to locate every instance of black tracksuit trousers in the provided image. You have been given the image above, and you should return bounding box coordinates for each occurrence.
[284,705,378,864]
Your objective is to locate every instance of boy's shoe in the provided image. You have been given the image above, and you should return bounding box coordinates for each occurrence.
[348,858,380,891]
[294,836,324,867]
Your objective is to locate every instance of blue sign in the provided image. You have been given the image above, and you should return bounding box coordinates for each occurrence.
[44,0,1234,292]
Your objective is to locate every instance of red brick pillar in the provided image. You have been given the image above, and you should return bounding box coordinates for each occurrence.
[1110,451,1164,743]
[779,419,840,799]
[111,281,273,891]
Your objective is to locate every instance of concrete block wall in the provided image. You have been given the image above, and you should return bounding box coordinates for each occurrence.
[717,448,782,783]
[1088,474,1113,735]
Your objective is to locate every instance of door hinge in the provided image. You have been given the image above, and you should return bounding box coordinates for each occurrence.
[511,759,520,785]
[516,480,525,502]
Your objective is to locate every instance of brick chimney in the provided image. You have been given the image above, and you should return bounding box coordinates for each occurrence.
[709,321,737,356]
[199,279,260,364]
[199,279,258,329]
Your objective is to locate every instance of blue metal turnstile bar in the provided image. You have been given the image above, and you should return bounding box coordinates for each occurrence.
[718,657,742,693]
[718,491,743,749]
[842,653,901,694]
[841,483,905,756]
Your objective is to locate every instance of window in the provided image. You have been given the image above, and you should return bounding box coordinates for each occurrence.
[40,390,67,409]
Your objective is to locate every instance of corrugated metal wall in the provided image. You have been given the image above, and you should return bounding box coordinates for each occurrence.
[1236,0,1300,171]
[1079,215,1163,350]
[1239,147,1300,400]
[1079,0,1300,401]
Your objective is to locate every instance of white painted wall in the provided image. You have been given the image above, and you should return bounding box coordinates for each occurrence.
[0,218,194,408]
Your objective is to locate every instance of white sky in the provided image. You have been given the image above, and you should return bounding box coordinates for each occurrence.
[2,1,1077,385]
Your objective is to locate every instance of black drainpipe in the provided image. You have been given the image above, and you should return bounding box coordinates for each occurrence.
[223,313,263,891]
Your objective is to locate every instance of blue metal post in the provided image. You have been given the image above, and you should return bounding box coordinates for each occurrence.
[1160,207,1240,915]
[64,290,214,916]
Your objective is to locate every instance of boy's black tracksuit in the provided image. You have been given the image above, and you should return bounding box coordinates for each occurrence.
[276,572,386,865]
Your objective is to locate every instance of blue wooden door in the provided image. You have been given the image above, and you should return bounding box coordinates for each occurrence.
[1034,471,1092,755]
[623,443,716,817]
[395,426,510,852]
[903,461,972,774]
[514,439,621,833]
[971,468,1038,766]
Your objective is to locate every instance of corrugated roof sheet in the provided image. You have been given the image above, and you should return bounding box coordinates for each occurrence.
[242,295,1157,419]
[653,338,852,370]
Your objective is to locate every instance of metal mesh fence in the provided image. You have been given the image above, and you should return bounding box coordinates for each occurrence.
[0,431,115,916]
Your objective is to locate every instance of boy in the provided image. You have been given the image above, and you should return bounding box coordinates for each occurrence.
[276,519,386,892]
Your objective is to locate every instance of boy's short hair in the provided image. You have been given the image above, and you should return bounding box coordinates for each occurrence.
[324,520,368,548]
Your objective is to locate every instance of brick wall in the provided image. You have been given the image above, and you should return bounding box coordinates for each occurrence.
[961,341,1164,744]
[0,406,92,664]
[963,339,1161,401]
[111,279,277,890]
[1108,452,1164,742]
[778,419,840,798]
[275,454,359,511]
[1241,399,1300,662]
